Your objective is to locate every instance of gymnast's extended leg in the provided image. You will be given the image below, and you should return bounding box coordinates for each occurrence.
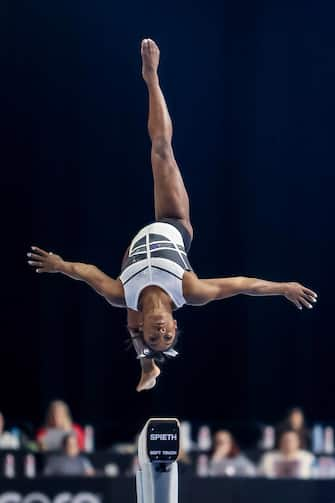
[141,38,193,238]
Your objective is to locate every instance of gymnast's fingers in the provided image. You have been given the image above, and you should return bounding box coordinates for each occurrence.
[303,287,317,298]
[27,253,45,261]
[31,246,49,257]
[292,299,303,310]
[300,297,313,309]
[303,293,317,304]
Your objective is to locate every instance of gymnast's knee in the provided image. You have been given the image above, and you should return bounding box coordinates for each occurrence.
[151,137,173,161]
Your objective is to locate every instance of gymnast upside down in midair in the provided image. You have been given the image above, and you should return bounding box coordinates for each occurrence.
[27,39,318,391]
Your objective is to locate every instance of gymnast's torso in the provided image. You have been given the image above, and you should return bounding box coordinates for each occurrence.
[119,220,193,311]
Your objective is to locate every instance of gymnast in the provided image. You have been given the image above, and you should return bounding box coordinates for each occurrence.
[27,39,317,392]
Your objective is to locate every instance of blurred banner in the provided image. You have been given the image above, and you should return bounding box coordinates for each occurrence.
[0,477,335,503]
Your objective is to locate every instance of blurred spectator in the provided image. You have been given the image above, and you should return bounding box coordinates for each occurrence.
[37,400,85,451]
[125,455,140,477]
[277,407,310,449]
[178,447,193,475]
[0,412,20,449]
[44,432,94,476]
[209,430,256,477]
[259,429,314,478]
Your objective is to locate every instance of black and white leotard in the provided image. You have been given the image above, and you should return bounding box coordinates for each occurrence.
[119,219,193,311]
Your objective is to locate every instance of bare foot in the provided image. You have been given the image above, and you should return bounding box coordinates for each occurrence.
[141,38,160,85]
[136,363,161,392]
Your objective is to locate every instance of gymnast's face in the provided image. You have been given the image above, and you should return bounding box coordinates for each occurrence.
[141,312,177,351]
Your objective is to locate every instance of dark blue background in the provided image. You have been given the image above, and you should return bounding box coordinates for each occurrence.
[2,0,334,442]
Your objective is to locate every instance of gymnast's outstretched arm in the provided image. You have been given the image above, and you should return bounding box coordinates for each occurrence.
[27,246,125,306]
[183,274,318,310]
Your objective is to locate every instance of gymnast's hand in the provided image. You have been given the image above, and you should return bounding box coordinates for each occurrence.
[283,282,318,310]
[27,246,64,273]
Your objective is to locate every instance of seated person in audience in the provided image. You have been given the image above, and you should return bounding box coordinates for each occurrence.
[0,412,20,449]
[37,400,85,451]
[177,446,193,475]
[277,407,310,450]
[44,432,94,476]
[209,430,256,477]
[126,455,140,477]
[259,429,314,478]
